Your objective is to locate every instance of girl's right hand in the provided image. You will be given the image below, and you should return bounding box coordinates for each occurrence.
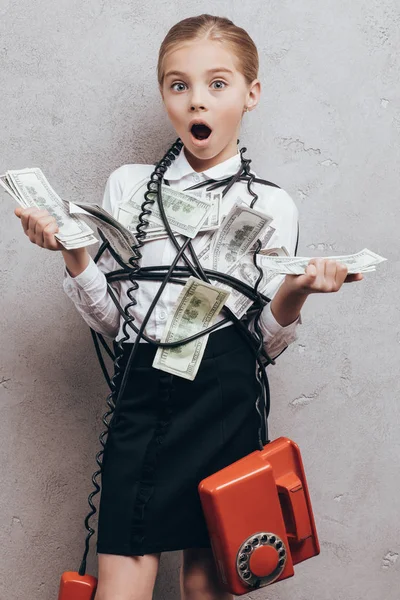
[14,206,64,251]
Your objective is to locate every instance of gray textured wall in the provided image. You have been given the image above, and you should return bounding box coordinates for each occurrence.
[0,1,399,599]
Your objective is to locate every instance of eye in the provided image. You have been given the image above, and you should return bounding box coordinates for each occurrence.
[211,80,227,90]
[171,82,187,92]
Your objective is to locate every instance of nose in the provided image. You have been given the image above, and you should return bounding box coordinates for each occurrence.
[189,85,207,111]
[190,104,206,111]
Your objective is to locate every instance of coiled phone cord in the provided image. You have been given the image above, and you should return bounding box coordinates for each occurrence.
[78,138,283,575]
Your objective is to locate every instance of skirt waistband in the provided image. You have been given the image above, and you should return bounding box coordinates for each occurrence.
[113,323,252,368]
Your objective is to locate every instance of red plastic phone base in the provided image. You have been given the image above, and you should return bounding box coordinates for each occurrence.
[198,437,320,596]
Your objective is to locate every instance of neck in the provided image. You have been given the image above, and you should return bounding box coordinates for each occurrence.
[183,140,239,173]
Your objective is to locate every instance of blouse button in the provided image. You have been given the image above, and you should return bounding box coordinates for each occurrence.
[192,174,201,182]
[159,310,167,321]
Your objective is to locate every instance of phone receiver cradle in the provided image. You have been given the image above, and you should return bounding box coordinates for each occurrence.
[198,437,320,596]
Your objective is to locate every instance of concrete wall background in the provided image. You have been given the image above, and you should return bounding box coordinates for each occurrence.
[0,0,399,598]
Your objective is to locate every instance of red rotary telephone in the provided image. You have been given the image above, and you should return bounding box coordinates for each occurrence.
[57,437,318,599]
[198,437,320,595]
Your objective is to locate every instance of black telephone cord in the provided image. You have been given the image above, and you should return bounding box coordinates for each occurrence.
[78,138,287,575]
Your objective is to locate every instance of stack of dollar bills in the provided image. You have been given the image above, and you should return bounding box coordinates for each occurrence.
[1,168,99,250]
[256,249,386,275]
[1,167,144,263]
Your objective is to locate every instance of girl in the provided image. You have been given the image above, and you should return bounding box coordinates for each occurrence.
[14,14,362,600]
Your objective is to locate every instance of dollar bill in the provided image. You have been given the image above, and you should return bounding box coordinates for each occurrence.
[197,246,211,266]
[252,224,276,251]
[119,184,212,238]
[231,198,276,252]
[197,205,274,270]
[0,175,22,204]
[118,205,163,233]
[118,205,172,243]
[137,228,170,242]
[256,248,387,275]
[1,168,98,249]
[152,277,230,381]
[260,246,289,258]
[214,247,289,318]
[211,204,273,272]
[118,188,221,241]
[201,191,222,230]
[69,202,138,264]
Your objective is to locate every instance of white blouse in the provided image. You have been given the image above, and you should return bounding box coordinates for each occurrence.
[63,146,301,360]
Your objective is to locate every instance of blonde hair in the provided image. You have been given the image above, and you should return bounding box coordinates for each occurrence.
[157,14,259,88]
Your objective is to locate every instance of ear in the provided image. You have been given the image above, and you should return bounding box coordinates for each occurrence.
[245,79,261,112]
[159,84,165,102]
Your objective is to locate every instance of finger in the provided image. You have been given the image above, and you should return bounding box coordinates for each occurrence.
[20,208,37,234]
[305,263,317,277]
[19,207,41,233]
[301,259,322,287]
[34,215,56,236]
[34,219,55,246]
[344,273,363,282]
[310,258,327,289]
[26,210,49,236]
[27,230,37,244]
[324,259,339,291]
[335,262,349,287]
[294,259,320,292]
[14,206,23,218]
[43,222,60,249]
[32,209,50,219]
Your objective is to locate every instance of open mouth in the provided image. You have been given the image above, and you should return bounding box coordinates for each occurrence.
[190,123,212,140]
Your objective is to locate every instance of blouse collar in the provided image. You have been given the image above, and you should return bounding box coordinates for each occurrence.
[165,145,242,181]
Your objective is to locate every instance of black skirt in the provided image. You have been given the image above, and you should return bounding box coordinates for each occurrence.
[97,325,266,556]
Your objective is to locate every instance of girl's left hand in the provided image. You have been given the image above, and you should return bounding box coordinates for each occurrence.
[284,258,363,296]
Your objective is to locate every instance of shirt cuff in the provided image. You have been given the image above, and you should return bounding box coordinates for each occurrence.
[64,256,101,289]
[260,302,301,336]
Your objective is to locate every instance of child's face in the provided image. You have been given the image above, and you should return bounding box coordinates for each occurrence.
[160,39,260,169]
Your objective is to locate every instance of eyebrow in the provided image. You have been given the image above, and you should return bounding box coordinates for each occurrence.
[164,67,234,79]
